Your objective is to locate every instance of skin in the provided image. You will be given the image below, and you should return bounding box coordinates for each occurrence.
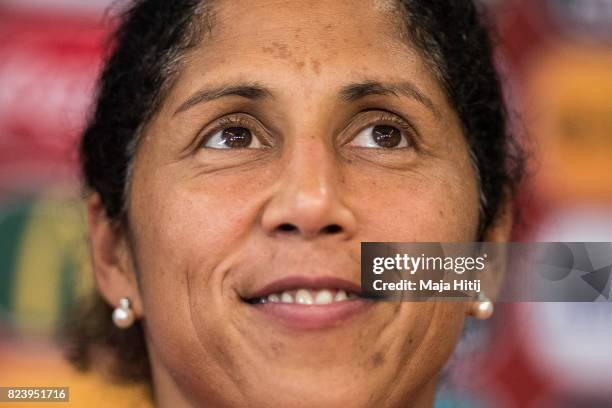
[87,0,513,406]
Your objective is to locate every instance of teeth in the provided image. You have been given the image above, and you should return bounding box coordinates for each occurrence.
[314,289,333,304]
[257,288,359,305]
[334,290,348,302]
[295,289,314,305]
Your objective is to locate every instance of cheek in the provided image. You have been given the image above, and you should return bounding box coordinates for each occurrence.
[130,167,271,269]
[126,169,276,395]
[346,164,480,242]
[128,165,277,315]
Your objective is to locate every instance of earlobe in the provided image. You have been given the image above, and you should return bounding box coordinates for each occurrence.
[86,193,143,319]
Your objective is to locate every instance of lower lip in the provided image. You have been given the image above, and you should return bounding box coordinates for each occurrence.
[249,299,374,330]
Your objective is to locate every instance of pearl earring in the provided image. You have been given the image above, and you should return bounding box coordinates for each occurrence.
[112,297,135,329]
[471,292,494,320]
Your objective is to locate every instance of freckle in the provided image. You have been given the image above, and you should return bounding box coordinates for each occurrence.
[439,210,444,217]
[296,60,305,69]
[262,46,273,54]
[311,59,321,75]
[270,42,291,59]
[270,341,285,357]
[272,42,287,51]
[371,352,385,368]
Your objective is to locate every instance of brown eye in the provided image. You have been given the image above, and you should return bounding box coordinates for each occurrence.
[204,126,263,149]
[222,127,252,148]
[350,124,411,149]
[372,125,402,148]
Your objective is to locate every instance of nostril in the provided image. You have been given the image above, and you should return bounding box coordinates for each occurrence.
[273,223,344,236]
[321,224,342,234]
[278,223,298,233]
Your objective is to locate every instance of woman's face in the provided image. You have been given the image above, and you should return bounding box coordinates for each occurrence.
[106,0,484,406]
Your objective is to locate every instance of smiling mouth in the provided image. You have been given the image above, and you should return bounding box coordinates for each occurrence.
[245,288,360,305]
[242,276,373,329]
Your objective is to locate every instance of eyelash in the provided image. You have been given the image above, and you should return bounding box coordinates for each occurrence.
[198,110,418,149]
[217,115,252,128]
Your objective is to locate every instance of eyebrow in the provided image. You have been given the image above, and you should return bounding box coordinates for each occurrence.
[174,83,272,115]
[174,79,441,118]
[339,80,441,118]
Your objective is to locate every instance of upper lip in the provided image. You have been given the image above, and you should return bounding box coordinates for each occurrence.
[246,275,362,300]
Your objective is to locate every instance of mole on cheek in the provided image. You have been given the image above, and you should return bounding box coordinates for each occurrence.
[371,352,385,369]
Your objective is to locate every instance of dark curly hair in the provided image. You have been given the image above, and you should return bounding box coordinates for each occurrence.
[65,0,524,389]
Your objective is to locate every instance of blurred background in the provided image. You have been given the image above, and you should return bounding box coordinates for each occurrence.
[1,0,611,407]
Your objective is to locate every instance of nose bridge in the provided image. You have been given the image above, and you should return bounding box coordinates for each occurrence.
[260,126,356,240]
[285,134,335,201]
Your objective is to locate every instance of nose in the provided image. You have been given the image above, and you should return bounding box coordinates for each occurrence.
[260,142,357,241]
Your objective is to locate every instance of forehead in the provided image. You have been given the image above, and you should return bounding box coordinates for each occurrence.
[212,0,403,37]
[163,0,447,112]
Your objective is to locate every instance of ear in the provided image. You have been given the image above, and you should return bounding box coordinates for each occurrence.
[481,192,514,243]
[86,193,143,319]
[468,192,515,317]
